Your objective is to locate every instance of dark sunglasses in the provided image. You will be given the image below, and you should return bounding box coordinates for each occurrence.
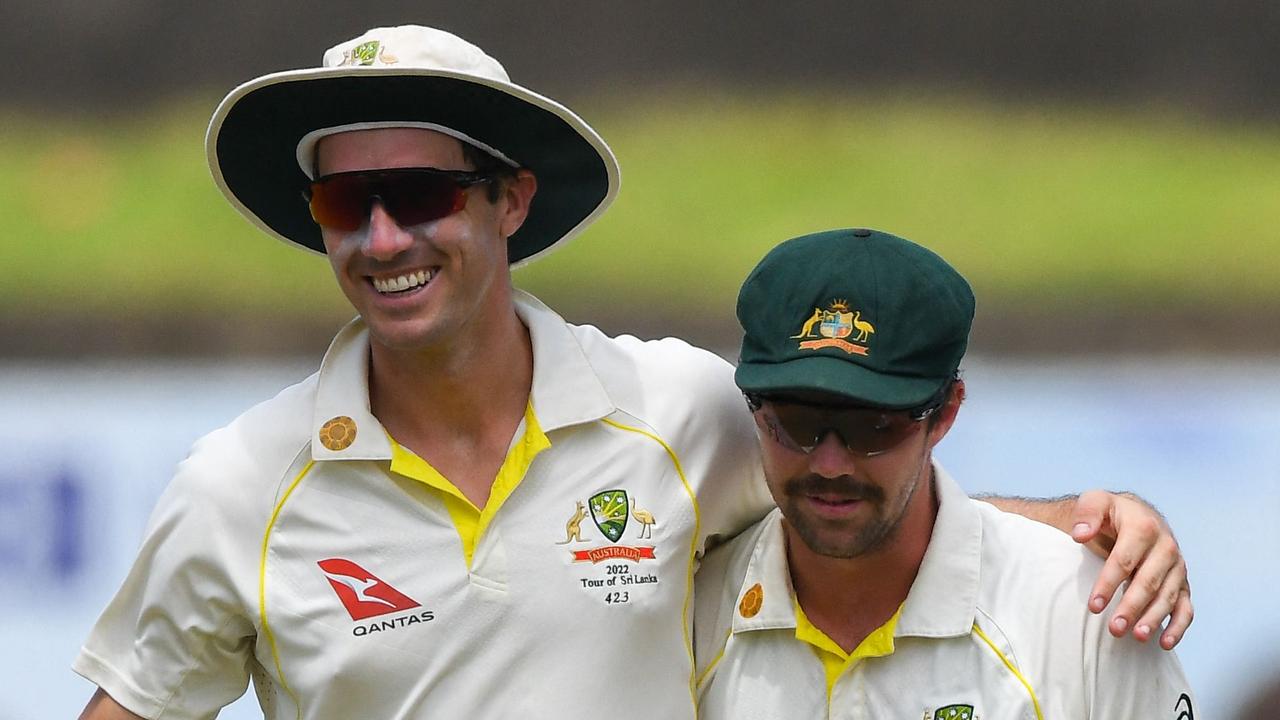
[304,167,496,231]
[745,391,945,457]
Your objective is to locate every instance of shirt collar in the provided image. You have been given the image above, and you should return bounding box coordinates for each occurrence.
[311,317,392,461]
[728,463,982,639]
[513,290,615,432]
[309,290,615,462]
[894,463,982,638]
[731,509,799,633]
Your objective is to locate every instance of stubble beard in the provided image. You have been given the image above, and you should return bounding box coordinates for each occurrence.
[784,449,932,559]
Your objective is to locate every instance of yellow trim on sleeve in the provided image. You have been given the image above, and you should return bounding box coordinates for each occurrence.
[972,623,1044,720]
[600,417,703,712]
[388,401,550,567]
[259,460,314,720]
[794,602,901,699]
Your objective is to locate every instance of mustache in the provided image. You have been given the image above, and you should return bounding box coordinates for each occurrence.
[786,475,884,502]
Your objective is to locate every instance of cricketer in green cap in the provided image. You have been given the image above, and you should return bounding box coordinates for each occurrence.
[693,227,1195,719]
[735,227,975,409]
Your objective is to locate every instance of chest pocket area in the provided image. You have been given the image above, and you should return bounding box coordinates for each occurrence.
[847,632,1042,720]
[514,421,700,618]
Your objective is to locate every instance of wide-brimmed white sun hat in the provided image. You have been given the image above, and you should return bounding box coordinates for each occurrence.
[206,25,620,267]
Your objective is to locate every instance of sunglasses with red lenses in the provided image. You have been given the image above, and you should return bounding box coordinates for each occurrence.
[304,167,495,231]
[746,394,941,457]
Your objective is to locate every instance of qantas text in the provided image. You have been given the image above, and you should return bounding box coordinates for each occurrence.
[352,611,436,637]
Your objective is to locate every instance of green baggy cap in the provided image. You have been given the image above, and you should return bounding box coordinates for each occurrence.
[735,228,975,408]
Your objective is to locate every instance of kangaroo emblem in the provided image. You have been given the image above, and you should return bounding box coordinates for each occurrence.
[557,501,589,544]
[790,307,823,338]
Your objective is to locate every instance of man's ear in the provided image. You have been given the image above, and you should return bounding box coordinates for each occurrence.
[926,378,965,448]
[498,169,538,239]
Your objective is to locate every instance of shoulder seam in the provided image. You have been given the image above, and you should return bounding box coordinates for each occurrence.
[971,617,1044,720]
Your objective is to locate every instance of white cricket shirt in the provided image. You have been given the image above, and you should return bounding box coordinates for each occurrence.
[75,291,773,720]
[694,465,1195,719]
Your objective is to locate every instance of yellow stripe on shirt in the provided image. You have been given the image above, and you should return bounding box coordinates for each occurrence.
[259,459,314,720]
[972,623,1044,720]
[600,417,703,711]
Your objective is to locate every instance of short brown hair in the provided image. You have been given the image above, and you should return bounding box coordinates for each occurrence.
[460,142,518,203]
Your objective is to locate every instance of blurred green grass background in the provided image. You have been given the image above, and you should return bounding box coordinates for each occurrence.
[2,93,1277,347]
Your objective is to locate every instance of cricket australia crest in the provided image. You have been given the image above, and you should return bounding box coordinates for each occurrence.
[340,40,400,66]
[555,490,659,565]
[931,704,975,720]
[557,488,661,604]
[589,489,629,543]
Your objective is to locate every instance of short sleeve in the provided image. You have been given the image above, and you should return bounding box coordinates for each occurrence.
[1084,596,1197,718]
[73,439,260,720]
[670,349,774,555]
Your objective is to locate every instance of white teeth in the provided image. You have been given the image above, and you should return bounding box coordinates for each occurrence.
[373,270,433,294]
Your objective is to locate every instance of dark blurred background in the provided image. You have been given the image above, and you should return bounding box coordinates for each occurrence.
[6,0,1279,117]
[2,1,1278,359]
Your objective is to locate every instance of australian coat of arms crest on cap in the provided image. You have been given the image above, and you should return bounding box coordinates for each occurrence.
[791,299,874,356]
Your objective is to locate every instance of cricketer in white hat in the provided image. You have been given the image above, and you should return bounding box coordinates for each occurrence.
[207,24,620,265]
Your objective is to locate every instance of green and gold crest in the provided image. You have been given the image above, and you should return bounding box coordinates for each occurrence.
[352,41,381,66]
[589,489,629,543]
[933,704,974,720]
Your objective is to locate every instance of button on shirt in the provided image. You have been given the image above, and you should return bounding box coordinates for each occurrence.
[693,465,1195,720]
[74,291,773,720]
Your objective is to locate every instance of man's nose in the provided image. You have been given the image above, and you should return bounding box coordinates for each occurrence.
[806,430,859,478]
[361,201,414,260]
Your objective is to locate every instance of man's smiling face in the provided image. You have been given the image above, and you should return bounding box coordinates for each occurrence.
[315,127,531,355]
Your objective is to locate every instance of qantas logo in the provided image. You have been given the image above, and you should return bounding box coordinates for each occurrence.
[317,558,420,621]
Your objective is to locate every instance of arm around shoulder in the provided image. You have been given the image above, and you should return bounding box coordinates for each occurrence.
[643,340,775,549]
[980,489,1192,648]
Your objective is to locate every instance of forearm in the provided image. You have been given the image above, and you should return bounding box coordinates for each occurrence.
[975,493,1080,534]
